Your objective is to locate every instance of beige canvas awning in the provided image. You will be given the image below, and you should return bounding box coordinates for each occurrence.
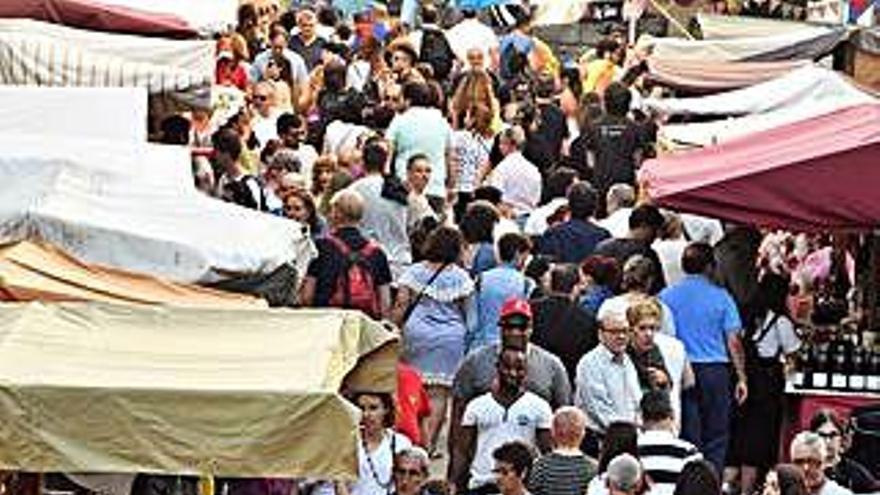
[0,303,399,479]
[0,240,267,308]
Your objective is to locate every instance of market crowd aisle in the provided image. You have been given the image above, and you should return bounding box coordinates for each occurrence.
[0,1,878,495]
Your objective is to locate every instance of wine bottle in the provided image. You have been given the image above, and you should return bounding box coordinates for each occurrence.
[792,345,808,389]
[802,344,815,389]
[868,350,880,392]
[813,343,829,389]
[849,346,867,391]
[831,340,848,390]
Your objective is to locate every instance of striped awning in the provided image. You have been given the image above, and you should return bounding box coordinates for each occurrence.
[0,18,213,95]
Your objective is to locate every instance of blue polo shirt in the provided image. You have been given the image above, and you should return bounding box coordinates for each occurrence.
[659,275,741,364]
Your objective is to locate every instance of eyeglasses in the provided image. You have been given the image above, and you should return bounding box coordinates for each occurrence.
[253,94,270,101]
[817,431,841,439]
[394,468,425,478]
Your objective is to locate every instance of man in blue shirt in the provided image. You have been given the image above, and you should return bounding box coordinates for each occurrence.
[467,233,535,353]
[537,182,610,264]
[658,242,748,473]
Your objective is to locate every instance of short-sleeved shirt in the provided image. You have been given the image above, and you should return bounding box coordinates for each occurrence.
[348,175,411,279]
[486,152,542,217]
[452,343,572,409]
[463,391,552,489]
[396,362,432,446]
[538,219,610,264]
[387,107,453,198]
[528,452,597,495]
[659,275,742,364]
[753,311,801,359]
[306,226,392,307]
[585,114,644,195]
[289,35,327,70]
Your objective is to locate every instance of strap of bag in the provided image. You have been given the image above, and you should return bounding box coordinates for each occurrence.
[401,263,449,326]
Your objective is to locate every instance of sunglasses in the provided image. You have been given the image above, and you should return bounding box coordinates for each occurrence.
[253,94,270,101]
[817,431,841,439]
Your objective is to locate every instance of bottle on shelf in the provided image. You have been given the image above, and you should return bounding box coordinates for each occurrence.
[868,349,880,392]
[830,342,849,390]
[792,345,808,389]
[812,343,829,389]
[849,346,867,391]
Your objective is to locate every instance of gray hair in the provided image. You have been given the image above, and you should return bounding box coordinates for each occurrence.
[621,255,655,292]
[500,125,526,150]
[270,148,302,173]
[396,447,430,473]
[606,184,636,211]
[790,431,827,462]
[606,454,642,493]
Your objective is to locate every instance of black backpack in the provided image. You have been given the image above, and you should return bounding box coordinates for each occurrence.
[419,27,454,82]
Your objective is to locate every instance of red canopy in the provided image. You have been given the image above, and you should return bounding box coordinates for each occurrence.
[0,0,197,38]
[640,104,880,232]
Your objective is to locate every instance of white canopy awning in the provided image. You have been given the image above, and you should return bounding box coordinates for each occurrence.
[0,18,213,97]
[0,135,314,283]
[0,86,147,142]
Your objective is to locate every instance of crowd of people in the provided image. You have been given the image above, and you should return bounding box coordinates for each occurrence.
[133,1,880,495]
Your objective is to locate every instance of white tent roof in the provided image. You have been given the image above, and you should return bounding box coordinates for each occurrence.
[652,66,876,147]
[0,86,147,142]
[0,137,314,283]
[646,66,873,116]
[0,18,213,96]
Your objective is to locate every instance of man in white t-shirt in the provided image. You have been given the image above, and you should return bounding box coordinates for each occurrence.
[486,126,542,222]
[450,347,553,495]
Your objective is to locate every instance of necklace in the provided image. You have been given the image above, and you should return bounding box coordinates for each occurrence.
[362,429,395,493]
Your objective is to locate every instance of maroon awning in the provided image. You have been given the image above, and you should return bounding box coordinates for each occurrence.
[640,104,880,232]
[0,0,198,39]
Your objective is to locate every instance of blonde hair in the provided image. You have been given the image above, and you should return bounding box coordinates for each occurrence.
[552,407,587,447]
[330,189,365,223]
[626,297,662,327]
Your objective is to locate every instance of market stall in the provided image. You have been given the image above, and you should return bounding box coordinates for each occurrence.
[0,139,314,284]
[0,18,213,106]
[0,0,199,38]
[0,240,267,308]
[646,66,877,147]
[0,303,398,480]
[641,103,880,459]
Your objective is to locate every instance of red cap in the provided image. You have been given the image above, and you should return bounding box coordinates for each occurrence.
[499,297,532,321]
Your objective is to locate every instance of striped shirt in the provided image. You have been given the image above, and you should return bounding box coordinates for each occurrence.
[528,452,598,495]
[638,429,702,494]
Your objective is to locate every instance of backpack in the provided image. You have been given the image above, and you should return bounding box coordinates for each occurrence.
[419,27,454,82]
[326,235,382,319]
